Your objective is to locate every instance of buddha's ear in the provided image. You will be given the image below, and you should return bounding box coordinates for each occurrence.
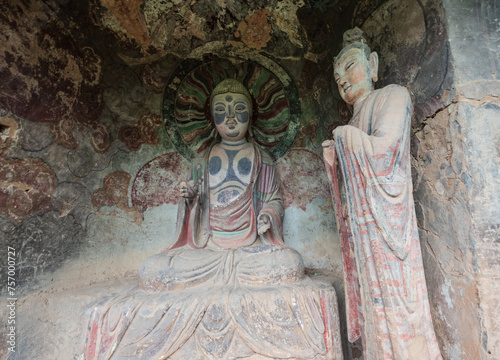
[369,51,379,83]
[247,125,254,139]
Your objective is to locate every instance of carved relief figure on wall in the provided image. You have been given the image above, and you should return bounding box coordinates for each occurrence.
[84,79,343,359]
[323,28,442,360]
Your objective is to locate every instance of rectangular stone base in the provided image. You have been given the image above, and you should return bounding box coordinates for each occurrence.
[84,277,344,359]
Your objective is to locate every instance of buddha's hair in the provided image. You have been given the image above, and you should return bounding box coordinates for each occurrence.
[334,27,372,63]
[210,79,252,108]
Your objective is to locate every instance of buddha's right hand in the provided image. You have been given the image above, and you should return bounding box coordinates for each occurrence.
[180,180,197,199]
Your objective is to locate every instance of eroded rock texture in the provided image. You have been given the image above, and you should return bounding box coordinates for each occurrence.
[0,0,498,359]
[410,2,500,359]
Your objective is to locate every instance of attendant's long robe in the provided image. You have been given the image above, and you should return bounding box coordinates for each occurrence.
[324,85,441,360]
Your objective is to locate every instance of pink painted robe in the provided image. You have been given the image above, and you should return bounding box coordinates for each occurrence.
[170,141,285,250]
[324,85,441,359]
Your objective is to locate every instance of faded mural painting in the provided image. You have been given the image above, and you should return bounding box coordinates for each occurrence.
[0,0,498,359]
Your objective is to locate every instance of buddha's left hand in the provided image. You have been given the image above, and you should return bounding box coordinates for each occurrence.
[257,214,271,235]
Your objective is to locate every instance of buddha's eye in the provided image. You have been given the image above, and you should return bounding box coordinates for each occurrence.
[214,106,225,113]
[234,101,247,112]
[346,61,356,70]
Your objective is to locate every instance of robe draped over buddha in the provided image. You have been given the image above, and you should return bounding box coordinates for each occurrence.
[138,142,304,292]
[324,85,441,360]
[171,141,285,250]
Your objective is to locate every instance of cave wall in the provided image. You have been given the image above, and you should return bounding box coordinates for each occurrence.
[0,1,349,357]
[0,0,346,297]
[412,1,500,359]
[0,0,498,359]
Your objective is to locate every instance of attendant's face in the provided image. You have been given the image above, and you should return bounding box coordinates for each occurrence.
[212,92,251,141]
[334,48,375,105]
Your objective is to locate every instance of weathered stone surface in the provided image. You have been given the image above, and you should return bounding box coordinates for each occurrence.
[67,139,116,179]
[131,151,190,214]
[52,182,93,229]
[92,171,133,211]
[0,158,57,223]
[0,210,84,290]
[414,104,476,357]
[297,1,346,56]
[1,278,138,360]
[99,0,150,47]
[277,149,331,211]
[118,113,162,151]
[16,118,53,152]
[0,0,497,358]
[455,102,500,358]
[235,8,272,50]
[444,0,499,86]
[414,96,500,359]
[0,114,19,159]
[363,0,426,86]
[277,145,342,272]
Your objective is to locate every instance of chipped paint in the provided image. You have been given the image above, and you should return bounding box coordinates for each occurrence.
[131,152,190,213]
[235,9,272,51]
[277,149,332,211]
[99,0,150,46]
[92,171,133,212]
[0,158,57,223]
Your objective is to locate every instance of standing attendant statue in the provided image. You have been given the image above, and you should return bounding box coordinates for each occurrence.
[323,28,442,360]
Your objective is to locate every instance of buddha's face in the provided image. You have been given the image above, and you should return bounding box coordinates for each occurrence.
[334,47,377,105]
[212,92,251,142]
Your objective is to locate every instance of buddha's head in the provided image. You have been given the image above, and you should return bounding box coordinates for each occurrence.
[333,27,379,105]
[210,79,253,142]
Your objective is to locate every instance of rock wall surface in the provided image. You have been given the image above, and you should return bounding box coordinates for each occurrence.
[1,0,498,359]
[412,1,499,359]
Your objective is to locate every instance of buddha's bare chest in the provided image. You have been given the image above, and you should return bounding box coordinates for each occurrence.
[208,144,255,206]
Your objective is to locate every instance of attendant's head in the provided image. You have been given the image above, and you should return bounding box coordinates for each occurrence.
[210,79,252,142]
[333,27,379,105]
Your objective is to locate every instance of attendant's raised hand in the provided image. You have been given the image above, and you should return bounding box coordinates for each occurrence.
[322,139,335,148]
[179,180,197,199]
[322,139,337,168]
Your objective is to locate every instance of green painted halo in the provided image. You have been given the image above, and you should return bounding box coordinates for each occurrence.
[162,56,300,160]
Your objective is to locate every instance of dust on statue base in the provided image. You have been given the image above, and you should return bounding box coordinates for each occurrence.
[323,28,442,360]
[83,79,343,360]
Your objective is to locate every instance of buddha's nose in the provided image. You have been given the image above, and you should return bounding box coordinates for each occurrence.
[227,106,235,118]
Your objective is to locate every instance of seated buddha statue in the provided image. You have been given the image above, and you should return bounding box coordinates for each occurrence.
[139,79,304,291]
[83,79,343,360]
